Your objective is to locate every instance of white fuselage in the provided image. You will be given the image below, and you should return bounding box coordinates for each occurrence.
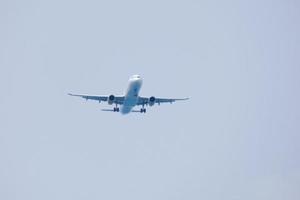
[121,76,143,114]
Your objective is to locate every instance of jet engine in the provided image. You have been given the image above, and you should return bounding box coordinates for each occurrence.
[108,95,115,105]
[149,96,156,106]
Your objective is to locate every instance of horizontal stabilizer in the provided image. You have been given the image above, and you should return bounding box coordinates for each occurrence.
[131,110,142,113]
[101,109,115,112]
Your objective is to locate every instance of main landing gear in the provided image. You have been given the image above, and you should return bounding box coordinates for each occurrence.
[113,107,119,112]
[140,104,146,113]
[113,104,119,112]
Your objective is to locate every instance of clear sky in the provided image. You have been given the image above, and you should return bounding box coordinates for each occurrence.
[1,0,300,199]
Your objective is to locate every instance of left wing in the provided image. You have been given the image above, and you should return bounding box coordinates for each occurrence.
[68,93,125,105]
[137,96,189,106]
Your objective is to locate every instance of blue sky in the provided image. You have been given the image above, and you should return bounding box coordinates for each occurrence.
[1,0,300,199]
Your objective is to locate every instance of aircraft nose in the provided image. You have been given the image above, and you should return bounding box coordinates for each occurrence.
[130,75,143,83]
[131,75,141,79]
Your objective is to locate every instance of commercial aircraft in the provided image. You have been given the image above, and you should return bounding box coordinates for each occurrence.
[68,75,189,114]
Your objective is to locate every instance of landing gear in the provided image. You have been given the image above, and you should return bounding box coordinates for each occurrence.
[113,104,120,112]
[140,108,146,113]
[140,104,146,113]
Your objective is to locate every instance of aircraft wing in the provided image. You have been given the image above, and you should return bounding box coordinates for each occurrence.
[68,93,125,105]
[137,96,189,106]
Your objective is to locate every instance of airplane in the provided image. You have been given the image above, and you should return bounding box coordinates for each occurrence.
[68,75,189,114]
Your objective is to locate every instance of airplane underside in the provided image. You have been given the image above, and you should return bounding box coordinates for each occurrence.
[69,75,188,115]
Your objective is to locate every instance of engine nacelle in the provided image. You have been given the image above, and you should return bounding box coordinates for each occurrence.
[108,95,115,105]
[149,96,156,106]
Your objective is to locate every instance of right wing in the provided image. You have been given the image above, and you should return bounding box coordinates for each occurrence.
[137,97,189,106]
[68,93,125,105]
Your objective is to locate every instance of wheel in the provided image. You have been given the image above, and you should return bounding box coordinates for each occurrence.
[140,108,146,113]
